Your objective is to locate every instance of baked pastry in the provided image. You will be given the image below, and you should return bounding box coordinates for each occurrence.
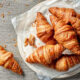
[49,7,78,23]
[0,46,23,74]
[55,55,80,71]
[50,15,80,55]
[36,12,56,44]
[69,17,80,41]
[26,44,64,65]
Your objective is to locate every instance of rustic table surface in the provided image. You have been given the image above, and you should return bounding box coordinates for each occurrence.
[0,0,80,80]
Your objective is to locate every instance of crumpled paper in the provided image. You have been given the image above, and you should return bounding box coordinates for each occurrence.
[11,0,80,80]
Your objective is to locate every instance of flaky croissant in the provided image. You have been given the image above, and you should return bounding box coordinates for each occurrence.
[55,55,80,71]
[50,15,80,55]
[0,46,23,75]
[69,17,80,41]
[49,7,78,23]
[26,44,64,65]
[36,12,56,44]
[49,7,80,41]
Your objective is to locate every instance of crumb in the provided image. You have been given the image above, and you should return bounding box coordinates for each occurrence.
[14,0,16,1]
[25,4,29,6]
[8,34,10,36]
[13,38,16,41]
[32,22,36,27]
[28,34,35,46]
[38,43,40,45]
[14,42,17,47]
[33,45,37,48]
[1,13,4,18]
[3,20,5,22]
[0,3,3,8]
[38,0,41,3]
[4,45,6,48]
[7,11,11,15]
[24,38,28,46]
[7,3,10,6]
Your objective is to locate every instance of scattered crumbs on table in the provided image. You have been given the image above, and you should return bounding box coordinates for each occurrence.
[14,42,17,47]
[13,38,16,41]
[8,34,11,36]
[6,2,10,6]
[24,38,28,46]
[0,3,3,8]
[25,4,29,7]
[1,13,4,18]
[3,20,5,22]
[7,11,11,15]
[38,0,41,3]
[4,44,7,48]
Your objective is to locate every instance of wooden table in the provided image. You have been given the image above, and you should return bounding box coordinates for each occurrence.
[0,0,80,80]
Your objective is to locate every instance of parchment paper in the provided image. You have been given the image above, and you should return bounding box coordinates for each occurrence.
[11,0,80,79]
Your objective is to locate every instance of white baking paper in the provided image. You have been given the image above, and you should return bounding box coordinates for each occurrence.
[11,0,80,79]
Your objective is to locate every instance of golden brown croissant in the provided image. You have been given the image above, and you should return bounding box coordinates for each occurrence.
[26,44,64,65]
[49,7,80,25]
[36,12,56,44]
[69,17,80,40]
[0,46,23,75]
[55,55,80,71]
[49,7,80,41]
[49,7,77,23]
[50,15,80,55]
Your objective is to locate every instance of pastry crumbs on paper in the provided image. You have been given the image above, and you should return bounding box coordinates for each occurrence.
[33,45,37,48]
[24,38,28,46]
[32,22,36,27]
[28,34,35,46]
[38,43,40,45]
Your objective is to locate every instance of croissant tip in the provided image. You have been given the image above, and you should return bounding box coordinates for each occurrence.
[37,12,42,16]
[26,58,31,63]
[18,69,23,75]
[49,7,52,11]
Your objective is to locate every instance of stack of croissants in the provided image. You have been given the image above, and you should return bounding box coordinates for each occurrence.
[26,7,80,71]
[1,7,80,75]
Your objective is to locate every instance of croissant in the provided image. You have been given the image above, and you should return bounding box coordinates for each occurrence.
[49,7,77,23]
[0,46,23,75]
[50,15,80,55]
[26,44,64,65]
[36,12,56,44]
[55,55,80,71]
[69,17,80,40]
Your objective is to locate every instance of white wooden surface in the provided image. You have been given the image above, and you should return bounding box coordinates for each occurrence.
[0,0,80,80]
